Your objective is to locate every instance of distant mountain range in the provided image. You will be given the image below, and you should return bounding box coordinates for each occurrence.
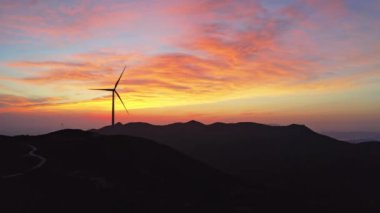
[1,121,380,212]
[322,131,380,143]
[91,120,355,179]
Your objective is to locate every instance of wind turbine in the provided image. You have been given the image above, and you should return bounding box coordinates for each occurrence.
[90,66,129,127]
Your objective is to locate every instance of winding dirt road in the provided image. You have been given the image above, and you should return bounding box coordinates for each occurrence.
[1,145,47,179]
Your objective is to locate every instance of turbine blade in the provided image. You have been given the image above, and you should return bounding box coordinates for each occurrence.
[114,65,127,89]
[115,90,129,114]
[89,88,114,91]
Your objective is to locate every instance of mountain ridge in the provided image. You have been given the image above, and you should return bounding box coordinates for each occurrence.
[90,120,380,211]
[2,122,380,211]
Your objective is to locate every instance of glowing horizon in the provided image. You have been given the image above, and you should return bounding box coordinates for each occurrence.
[1,0,380,135]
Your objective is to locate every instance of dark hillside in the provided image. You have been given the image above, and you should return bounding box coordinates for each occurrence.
[0,130,251,213]
[94,121,380,211]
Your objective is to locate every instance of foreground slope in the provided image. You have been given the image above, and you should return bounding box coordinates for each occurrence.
[0,130,250,213]
[95,121,380,211]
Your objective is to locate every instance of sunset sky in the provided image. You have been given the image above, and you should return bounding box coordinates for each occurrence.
[1,0,380,135]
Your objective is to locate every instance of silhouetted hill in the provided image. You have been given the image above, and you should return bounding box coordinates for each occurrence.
[44,128,94,137]
[94,121,380,211]
[0,130,254,213]
[94,121,346,177]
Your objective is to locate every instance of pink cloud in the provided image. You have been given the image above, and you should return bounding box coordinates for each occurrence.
[3,0,373,101]
[0,0,137,42]
[1,0,379,115]
[305,0,348,18]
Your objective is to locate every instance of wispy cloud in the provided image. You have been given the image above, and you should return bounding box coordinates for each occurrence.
[0,94,63,109]
[3,0,378,102]
[0,0,137,43]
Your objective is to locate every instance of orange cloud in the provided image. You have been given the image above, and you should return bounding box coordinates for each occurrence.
[0,94,63,110]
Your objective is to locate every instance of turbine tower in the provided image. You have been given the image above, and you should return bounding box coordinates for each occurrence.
[90,66,129,126]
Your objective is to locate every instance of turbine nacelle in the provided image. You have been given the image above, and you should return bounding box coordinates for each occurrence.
[89,89,114,91]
